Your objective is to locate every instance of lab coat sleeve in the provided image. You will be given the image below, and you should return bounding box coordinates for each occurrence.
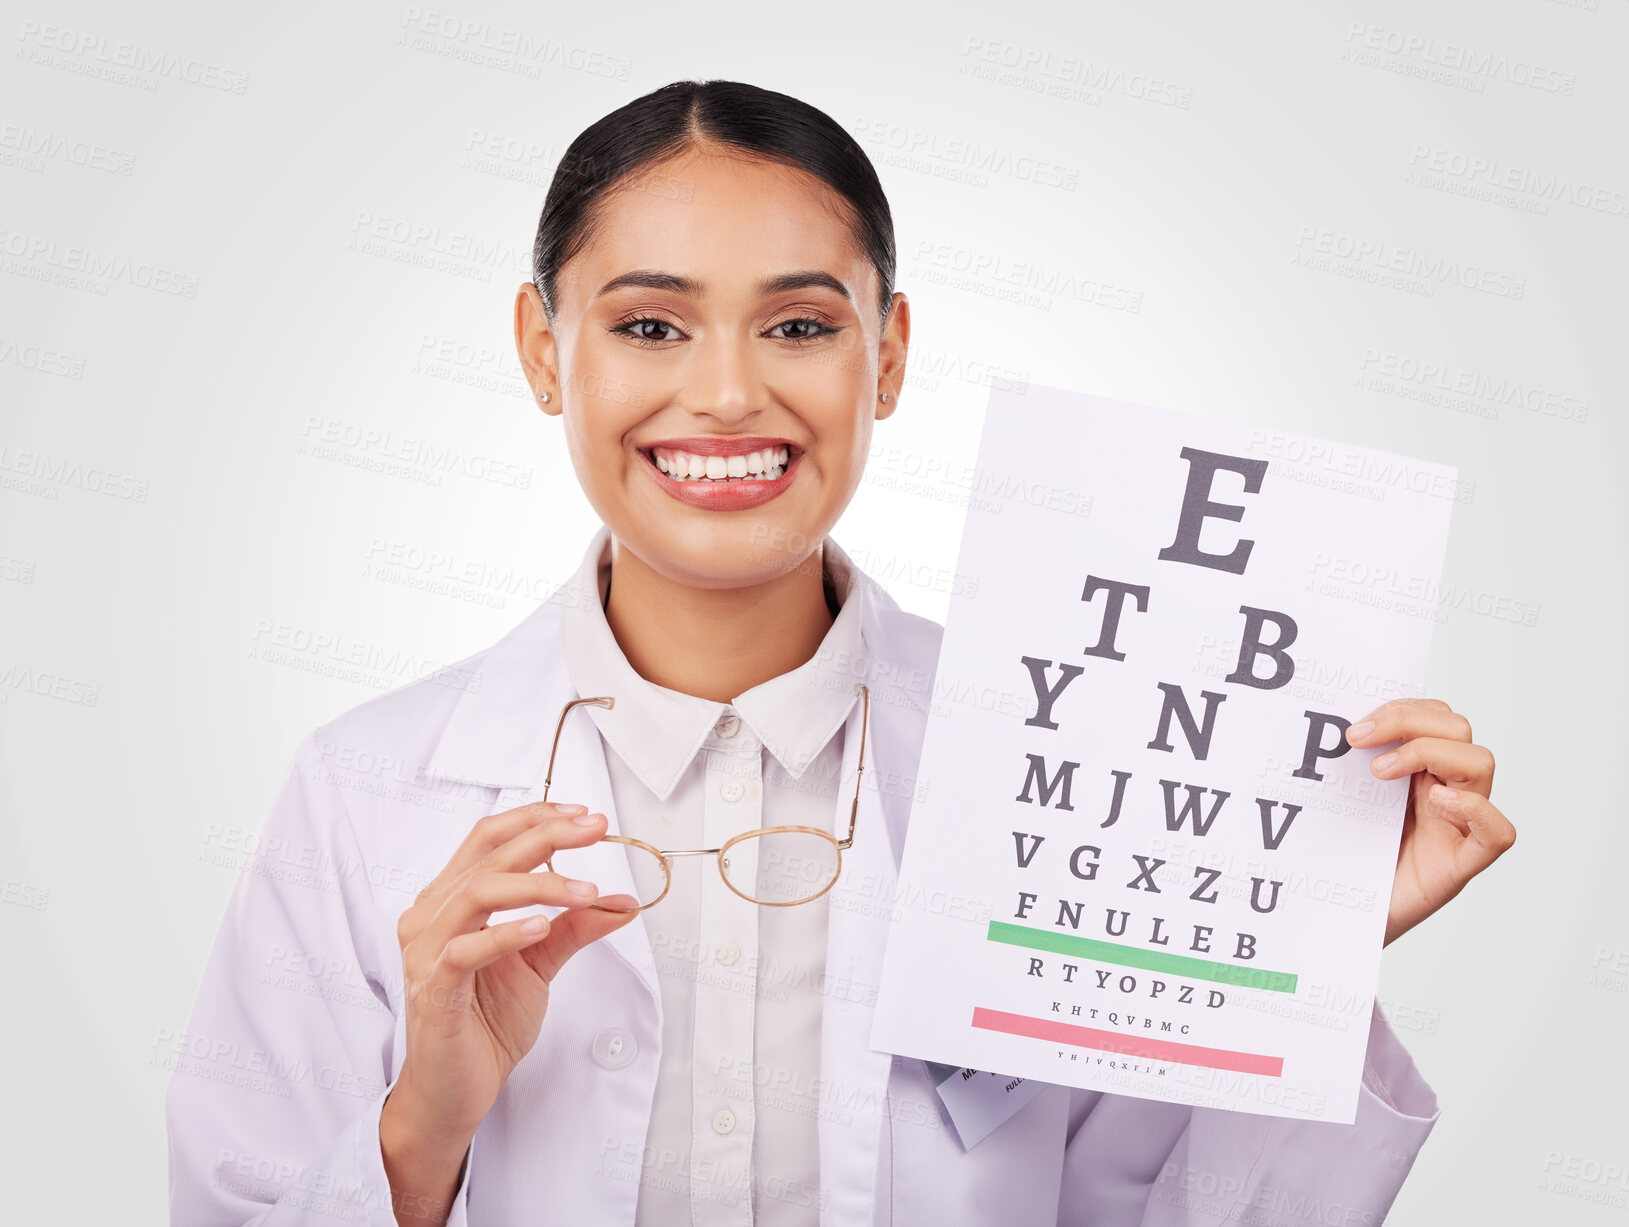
[164,729,475,1226]
[1057,1003,1439,1226]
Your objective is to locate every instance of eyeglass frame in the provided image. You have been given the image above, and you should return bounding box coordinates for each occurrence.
[542,681,871,912]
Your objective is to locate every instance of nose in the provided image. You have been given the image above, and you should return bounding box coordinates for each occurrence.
[674,330,761,427]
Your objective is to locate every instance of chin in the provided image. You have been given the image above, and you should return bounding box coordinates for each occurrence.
[621,515,828,589]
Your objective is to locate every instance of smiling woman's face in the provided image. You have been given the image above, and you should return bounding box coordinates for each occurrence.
[515,145,908,592]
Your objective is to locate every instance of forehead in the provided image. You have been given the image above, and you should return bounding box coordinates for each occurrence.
[559,149,874,301]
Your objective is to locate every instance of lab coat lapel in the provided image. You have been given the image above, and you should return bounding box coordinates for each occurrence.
[521,669,661,1002]
[819,667,902,1227]
[426,600,660,1002]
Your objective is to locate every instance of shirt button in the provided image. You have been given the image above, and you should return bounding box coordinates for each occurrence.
[720,777,745,803]
[716,941,741,967]
[715,714,741,738]
[712,1107,737,1136]
[591,1027,637,1070]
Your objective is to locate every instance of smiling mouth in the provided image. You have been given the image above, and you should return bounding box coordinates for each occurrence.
[643,443,795,483]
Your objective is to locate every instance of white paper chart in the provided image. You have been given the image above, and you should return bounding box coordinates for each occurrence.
[870,384,1458,1123]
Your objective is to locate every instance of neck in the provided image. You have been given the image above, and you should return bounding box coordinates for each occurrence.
[603,538,837,703]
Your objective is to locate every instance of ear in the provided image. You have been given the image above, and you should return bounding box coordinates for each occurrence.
[875,291,910,422]
[514,282,562,417]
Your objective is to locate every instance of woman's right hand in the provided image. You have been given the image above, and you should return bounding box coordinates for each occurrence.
[380,801,639,1223]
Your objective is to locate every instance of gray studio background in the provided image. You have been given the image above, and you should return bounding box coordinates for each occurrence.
[2,1,1624,1221]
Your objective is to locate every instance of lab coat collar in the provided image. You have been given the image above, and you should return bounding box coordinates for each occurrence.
[554,524,871,801]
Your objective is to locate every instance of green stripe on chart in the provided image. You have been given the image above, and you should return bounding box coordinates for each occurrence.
[986,920,1298,994]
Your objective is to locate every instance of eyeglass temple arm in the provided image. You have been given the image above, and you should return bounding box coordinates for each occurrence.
[837,682,870,850]
[542,695,615,802]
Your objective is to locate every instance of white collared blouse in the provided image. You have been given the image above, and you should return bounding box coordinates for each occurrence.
[558,525,870,1225]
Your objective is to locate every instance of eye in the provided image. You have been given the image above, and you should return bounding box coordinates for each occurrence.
[609,315,686,347]
[765,316,838,345]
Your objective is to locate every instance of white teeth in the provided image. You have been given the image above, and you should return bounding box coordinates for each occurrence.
[650,444,791,483]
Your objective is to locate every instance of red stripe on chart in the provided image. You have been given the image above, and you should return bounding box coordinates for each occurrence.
[971,1007,1284,1076]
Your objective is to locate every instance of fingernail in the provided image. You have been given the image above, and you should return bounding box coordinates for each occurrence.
[522,915,549,934]
[1430,784,1458,801]
[573,812,604,826]
[566,880,596,897]
[1347,720,1374,740]
[1372,751,1398,773]
[555,803,588,816]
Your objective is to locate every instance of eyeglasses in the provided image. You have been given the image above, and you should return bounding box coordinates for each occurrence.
[543,682,870,912]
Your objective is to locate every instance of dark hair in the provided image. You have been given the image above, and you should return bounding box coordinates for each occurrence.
[532,79,895,325]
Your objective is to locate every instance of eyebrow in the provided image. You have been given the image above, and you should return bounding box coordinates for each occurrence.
[594,268,853,303]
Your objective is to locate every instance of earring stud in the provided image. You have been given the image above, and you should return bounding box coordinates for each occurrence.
[880,392,891,403]
[539,391,551,403]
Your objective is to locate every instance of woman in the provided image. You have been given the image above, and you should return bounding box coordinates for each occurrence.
[166,79,1514,1226]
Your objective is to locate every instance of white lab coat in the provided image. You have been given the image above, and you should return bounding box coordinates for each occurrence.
[166,541,1439,1225]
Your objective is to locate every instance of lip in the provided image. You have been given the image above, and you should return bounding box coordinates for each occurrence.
[637,436,804,512]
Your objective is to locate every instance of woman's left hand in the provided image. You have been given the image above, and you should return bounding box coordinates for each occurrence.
[1345,697,1517,945]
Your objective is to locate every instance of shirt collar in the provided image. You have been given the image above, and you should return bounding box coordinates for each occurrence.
[558,524,870,801]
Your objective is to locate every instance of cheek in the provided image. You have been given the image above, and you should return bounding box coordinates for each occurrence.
[810,417,873,504]
[561,406,631,485]
[830,411,873,470]
[580,350,653,408]
[562,329,650,404]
